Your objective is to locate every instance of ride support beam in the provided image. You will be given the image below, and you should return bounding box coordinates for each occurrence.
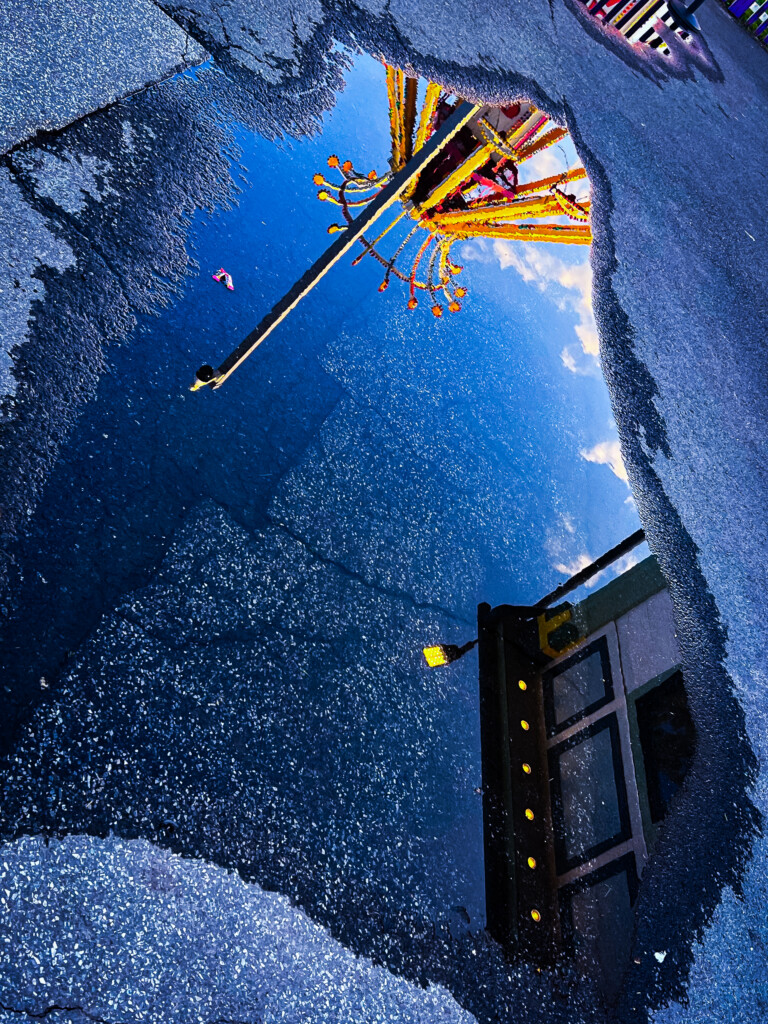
[514,126,569,163]
[431,196,590,227]
[414,82,442,153]
[403,76,418,162]
[449,222,592,243]
[514,167,588,196]
[191,99,481,391]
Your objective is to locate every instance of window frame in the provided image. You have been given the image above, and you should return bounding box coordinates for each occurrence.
[557,852,639,959]
[547,713,632,873]
[543,634,615,738]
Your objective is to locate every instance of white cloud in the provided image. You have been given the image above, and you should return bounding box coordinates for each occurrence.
[518,145,565,184]
[574,319,600,358]
[613,550,641,576]
[471,240,600,373]
[560,345,598,377]
[553,552,593,578]
[553,551,606,590]
[553,548,641,590]
[544,514,580,564]
[579,438,629,484]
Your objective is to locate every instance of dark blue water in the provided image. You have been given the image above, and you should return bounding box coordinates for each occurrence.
[0,52,642,1023]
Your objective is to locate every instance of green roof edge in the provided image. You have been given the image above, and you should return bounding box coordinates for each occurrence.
[572,555,667,638]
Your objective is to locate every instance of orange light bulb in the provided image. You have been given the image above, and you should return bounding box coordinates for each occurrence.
[521,720,530,731]
[525,808,534,820]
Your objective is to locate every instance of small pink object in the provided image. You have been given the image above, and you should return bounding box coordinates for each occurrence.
[212,267,234,290]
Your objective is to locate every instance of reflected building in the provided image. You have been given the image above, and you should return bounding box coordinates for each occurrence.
[478,555,696,1001]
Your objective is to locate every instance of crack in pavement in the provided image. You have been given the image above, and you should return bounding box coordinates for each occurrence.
[0,1001,117,1024]
[0,1003,262,1024]
[269,519,475,627]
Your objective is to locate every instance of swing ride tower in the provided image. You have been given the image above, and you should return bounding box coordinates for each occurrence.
[191,65,592,391]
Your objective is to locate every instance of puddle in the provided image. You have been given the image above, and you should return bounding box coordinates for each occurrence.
[0,23,764,1024]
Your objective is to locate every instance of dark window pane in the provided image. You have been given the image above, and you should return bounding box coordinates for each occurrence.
[543,637,613,735]
[549,716,630,871]
[561,859,637,1003]
[636,671,696,823]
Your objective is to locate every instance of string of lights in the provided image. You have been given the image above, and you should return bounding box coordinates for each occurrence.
[314,63,593,315]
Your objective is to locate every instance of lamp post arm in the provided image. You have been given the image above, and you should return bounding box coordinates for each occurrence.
[532,528,646,612]
[192,98,481,391]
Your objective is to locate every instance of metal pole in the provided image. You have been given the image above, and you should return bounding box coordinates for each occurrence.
[191,98,481,391]
[481,528,647,629]
[532,528,646,612]
[666,0,708,30]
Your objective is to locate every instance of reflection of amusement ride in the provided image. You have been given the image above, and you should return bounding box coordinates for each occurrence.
[314,66,591,316]
[191,64,591,391]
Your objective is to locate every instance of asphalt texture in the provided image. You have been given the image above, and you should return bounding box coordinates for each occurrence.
[1,1,767,1023]
[0,0,205,155]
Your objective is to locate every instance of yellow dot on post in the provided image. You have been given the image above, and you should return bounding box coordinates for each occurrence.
[525,808,535,820]
[518,680,527,691]
[527,856,537,869]
[521,720,530,731]
[522,763,532,774]
[531,909,541,922]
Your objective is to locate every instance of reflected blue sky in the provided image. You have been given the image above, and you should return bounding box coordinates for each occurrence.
[1,51,641,937]
[187,52,641,600]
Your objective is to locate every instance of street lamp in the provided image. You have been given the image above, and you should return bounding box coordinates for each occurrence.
[422,639,478,667]
[423,528,647,668]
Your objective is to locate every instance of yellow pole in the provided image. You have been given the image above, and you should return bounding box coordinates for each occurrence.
[514,167,588,196]
[430,196,569,227]
[191,100,482,391]
[447,222,592,243]
[414,82,442,153]
[403,77,418,162]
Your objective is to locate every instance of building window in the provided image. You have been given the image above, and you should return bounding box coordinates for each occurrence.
[635,670,696,823]
[542,636,614,737]
[558,855,639,1003]
[548,714,631,872]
